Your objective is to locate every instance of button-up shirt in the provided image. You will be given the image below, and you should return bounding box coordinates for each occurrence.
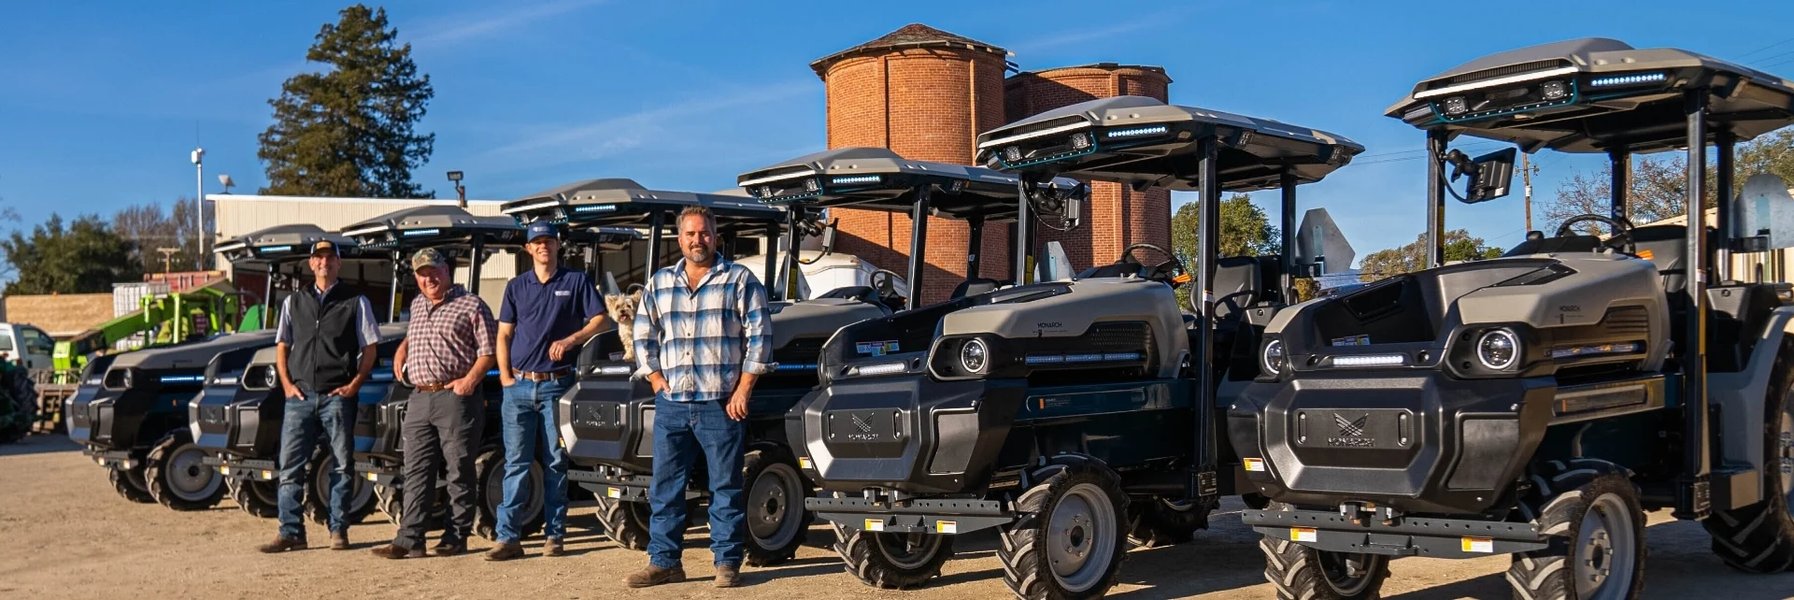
[403,285,496,387]
[633,254,774,403]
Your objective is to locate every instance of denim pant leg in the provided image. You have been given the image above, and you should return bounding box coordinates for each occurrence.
[648,400,696,569]
[496,380,535,544]
[535,376,573,541]
[316,395,357,534]
[276,392,322,540]
[694,400,748,567]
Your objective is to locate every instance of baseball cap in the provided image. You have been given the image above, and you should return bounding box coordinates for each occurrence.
[410,247,449,272]
[526,221,559,243]
[309,240,340,257]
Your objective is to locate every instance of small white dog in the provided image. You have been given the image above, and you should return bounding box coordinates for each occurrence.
[604,288,644,362]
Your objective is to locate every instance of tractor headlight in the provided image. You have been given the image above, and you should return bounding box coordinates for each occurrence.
[1444,96,1468,115]
[960,338,988,374]
[1069,132,1093,150]
[1261,339,1286,374]
[1476,328,1520,370]
[1002,146,1023,163]
[1540,80,1568,100]
[260,365,280,390]
[121,369,134,390]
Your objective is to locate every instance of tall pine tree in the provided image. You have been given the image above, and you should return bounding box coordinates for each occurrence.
[258,5,434,198]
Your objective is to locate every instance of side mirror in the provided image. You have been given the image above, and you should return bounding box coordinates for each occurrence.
[1448,147,1517,204]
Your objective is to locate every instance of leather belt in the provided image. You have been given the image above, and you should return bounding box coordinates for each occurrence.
[413,383,451,392]
[516,368,573,382]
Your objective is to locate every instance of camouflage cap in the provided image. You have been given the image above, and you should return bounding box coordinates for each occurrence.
[410,247,449,272]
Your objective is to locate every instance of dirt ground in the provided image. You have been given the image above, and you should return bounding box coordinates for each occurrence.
[2,435,1790,600]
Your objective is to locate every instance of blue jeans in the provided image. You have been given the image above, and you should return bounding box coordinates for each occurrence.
[497,376,573,543]
[648,398,746,569]
[277,390,355,540]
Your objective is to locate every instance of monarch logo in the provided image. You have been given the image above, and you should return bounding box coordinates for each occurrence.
[1328,413,1374,447]
[850,413,873,433]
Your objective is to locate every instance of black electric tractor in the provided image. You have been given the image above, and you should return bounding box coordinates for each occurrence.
[1229,39,1794,600]
[342,205,535,540]
[72,330,275,510]
[189,224,396,521]
[500,178,891,565]
[741,122,1359,598]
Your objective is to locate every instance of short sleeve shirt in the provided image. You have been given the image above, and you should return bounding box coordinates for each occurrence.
[499,267,604,372]
[403,285,497,386]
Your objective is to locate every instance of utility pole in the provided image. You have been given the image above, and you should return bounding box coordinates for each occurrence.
[156,247,179,275]
[1521,152,1537,232]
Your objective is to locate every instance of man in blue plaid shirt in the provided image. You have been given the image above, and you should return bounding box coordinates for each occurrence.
[625,206,773,589]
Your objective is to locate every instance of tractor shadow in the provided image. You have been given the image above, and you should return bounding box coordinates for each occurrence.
[0,434,80,457]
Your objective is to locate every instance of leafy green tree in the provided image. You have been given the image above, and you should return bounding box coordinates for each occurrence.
[1169,194,1280,306]
[1,214,143,295]
[258,4,435,198]
[1545,129,1794,232]
[1358,229,1503,281]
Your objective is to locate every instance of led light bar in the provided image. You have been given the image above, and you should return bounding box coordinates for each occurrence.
[160,374,205,384]
[259,245,293,253]
[977,121,1094,150]
[1103,125,1169,139]
[739,170,814,187]
[1330,353,1407,368]
[852,361,908,377]
[572,204,618,213]
[1548,342,1642,359]
[1024,351,1144,365]
[210,376,239,386]
[502,199,563,215]
[1587,72,1667,88]
[401,228,442,237]
[774,363,817,372]
[1413,66,1581,100]
[829,175,881,186]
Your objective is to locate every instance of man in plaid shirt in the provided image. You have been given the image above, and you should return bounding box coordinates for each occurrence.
[625,206,773,589]
[371,247,497,560]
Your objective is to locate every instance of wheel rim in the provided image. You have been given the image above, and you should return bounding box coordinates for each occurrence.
[165,444,221,501]
[873,531,945,571]
[312,456,373,512]
[1046,483,1119,593]
[747,462,804,549]
[1319,552,1381,596]
[1574,493,1638,600]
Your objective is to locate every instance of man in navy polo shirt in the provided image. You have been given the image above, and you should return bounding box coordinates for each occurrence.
[486,220,610,560]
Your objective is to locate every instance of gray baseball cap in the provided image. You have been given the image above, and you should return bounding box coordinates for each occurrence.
[410,247,449,272]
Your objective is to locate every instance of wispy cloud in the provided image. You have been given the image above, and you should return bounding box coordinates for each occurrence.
[482,80,815,164]
[409,0,607,49]
[1006,9,1195,57]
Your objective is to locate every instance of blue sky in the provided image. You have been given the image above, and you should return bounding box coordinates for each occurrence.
[2,0,1792,262]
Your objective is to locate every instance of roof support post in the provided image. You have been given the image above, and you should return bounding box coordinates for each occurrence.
[966,216,985,280]
[1610,149,1631,222]
[1714,128,1737,282]
[1190,136,1222,503]
[1279,166,1298,298]
[1676,89,1713,520]
[1013,180,1032,290]
[906,187,932,311]
[1426,129,1448,268]
[646,210,666,287]
[766,220,783,302]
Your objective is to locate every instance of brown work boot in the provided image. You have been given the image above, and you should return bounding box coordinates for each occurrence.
[484,542,524,561]
[714,563,743,588]
[431,539,466,557]
[330,532,350,550]
[625,564,686,588]
[544,538,565,557]
[369,543,425,559]
[256,536,306,554]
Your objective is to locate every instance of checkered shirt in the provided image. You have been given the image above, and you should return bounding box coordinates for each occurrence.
[633,254,775,403]
[403,285,496,386]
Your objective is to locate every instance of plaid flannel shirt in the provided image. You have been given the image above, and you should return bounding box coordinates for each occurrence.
[632,254,774,403]
[403,285,497,387]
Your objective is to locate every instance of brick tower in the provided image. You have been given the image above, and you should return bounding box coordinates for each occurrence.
[1005,64,1173,271]
[812,24,1012,304]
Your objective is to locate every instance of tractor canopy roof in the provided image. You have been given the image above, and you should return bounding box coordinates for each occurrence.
[1387,38,1794,154]
[975,96,1363,191]
[339,204,525,251]
[502,178,782,235]
[215,224,364,264]
[737,146,1083,222]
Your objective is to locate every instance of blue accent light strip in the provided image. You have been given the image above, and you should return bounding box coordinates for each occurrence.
[775,363,818,372]
[829,175,881,186]
[402,228,441,237]
[258,245,293,253]
[160,375,205,384]
[573,204,618,213]
[1103,125,1169,139]
[1588,72,1667,88]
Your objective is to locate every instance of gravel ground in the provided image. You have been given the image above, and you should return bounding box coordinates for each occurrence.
[2,434,1789,599]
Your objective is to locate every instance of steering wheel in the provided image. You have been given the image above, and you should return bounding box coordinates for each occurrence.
[868,269,903,304]
[1556,213,1636,255]
[1119,243,1188,287]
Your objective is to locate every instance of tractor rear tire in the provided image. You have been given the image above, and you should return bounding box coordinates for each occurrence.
[742,446,809,567]
[1257,502,1389,600]
[833,523,955,589]
[1127,497,1209,548]
[1505,459,1646,600]
[1703,340,1794,573]
[595,493,651,551]
[109,465,155,504]
[1000,458,1130,599]
[373,482,448,530]
[229,477,279,518]
[144,431,225,511]
[305,450,376,526]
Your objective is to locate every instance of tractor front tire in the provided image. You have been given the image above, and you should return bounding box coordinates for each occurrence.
[833,523,955,590]
[144,431,225,511]
[1505,460,1646,600]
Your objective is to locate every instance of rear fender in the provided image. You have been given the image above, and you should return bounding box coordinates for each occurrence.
[1709,306,1794,479]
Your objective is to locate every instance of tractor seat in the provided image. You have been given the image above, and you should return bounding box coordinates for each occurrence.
[1213,255,1285,322]
[1630,224,1708,297]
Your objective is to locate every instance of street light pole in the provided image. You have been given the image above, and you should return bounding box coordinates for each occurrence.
[447,170,466,208]
[190,148,206,271]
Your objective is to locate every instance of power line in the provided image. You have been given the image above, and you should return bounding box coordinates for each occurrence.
[1738,36,1794,60]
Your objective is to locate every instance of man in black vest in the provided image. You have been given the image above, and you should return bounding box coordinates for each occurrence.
[259,239,380,553]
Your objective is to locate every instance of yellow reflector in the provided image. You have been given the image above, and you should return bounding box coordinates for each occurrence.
[865,519,884,532]
[607,487,622,499]
[1462,537,1494,553]
[936,520,957,534]
[1290,527,1317,542]
[798,457,812,469]
[1243,458,1265,472]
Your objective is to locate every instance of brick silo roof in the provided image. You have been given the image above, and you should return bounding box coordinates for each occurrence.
[811,23,1008,77]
